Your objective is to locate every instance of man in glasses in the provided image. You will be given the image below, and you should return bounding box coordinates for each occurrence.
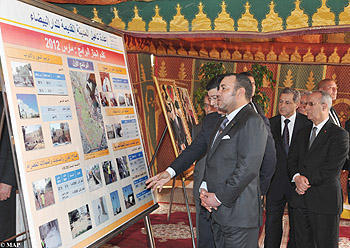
[297,90,311,116]
[147,75,223,248]
[288,91,349,248]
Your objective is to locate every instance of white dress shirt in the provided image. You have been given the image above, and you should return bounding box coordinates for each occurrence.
[281,112,296,146]
[310,117,329,138]
[292,117,329,181]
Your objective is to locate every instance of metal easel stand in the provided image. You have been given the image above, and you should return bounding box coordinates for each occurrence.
[148,126,196,248]
[167,176,196,248]
[143,215,155,248]
[144,126,169,248]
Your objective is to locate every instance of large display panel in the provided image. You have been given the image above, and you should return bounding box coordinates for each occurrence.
[0,1,156,247]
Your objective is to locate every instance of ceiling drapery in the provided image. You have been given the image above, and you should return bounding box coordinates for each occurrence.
[46,0,350,64]
[124,35,350,65]
[47,0,350,35]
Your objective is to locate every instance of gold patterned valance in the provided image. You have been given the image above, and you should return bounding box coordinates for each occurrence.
[170,4,189,32]
[149,5,167,32]
[125,35,350,65]
[214,1,234,31]
[261,1,283,32]
[191,2,211,31]
[52,0,350,35]
[237,2,258,32]
[127,6,146,31]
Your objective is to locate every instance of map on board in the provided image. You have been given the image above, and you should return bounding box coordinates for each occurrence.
[69,71,108,155]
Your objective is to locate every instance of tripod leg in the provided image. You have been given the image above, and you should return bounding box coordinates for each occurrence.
[181,178,196,248]
[167,177,176,221]
[143,215,155,248]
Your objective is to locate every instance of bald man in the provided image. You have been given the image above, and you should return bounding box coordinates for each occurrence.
[318,79,341,127]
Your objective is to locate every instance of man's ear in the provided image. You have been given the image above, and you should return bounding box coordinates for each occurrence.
[238,87,245,97]
[321,103,328,111]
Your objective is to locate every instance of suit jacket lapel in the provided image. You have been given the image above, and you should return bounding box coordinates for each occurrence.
[207,116,224,150]
[290,114,303,145]
[208,105,250,158]
[252,100,264,116]
[273,115,284,153]
[308,120,331,152]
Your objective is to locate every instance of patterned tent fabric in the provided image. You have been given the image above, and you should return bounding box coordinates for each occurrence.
[128,53,176,175]
[152,56,350,121]
[131,53,350,166]
[125,35,350,64]
[49,0,350,34]
[132,55,350,219]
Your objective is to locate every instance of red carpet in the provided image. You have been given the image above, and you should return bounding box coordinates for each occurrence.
[107,203,350,248]
[108,204,196,247]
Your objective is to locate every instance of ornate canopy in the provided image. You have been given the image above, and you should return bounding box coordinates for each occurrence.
[44,0,350,64]
[48,0,350,35]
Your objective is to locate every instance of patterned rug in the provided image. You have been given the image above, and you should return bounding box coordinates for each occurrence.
[258,213,350,248]
[105,203,350,248]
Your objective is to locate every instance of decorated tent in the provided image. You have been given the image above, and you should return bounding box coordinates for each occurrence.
[45,0,350,218]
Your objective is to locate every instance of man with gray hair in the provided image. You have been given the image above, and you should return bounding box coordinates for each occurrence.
[288,90,349,248]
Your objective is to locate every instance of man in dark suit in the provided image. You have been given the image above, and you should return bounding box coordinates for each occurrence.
[203,94,216,115]
[0,96,17,243]
[318,79,341,127]
[240,72,276,195]
[265,88,311,248]
[345,120,350,201]
[200,73,267,247]
[297,90,311,116]
[147,73,275,247]
[319,78,349,206]
[148,76,222,248]
[191,77,222,248]
[287,90,349,248]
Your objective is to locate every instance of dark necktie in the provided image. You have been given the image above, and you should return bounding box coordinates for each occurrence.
[309,127,318,149]
[212,117,229,146]
[218,117,229,134]
[282,119,290,154]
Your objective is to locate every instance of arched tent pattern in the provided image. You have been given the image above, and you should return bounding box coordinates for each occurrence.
[48,0,350,34]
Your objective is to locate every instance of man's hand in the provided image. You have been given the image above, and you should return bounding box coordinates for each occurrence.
[146,171,171,192]
[199,189,211,212]
[295,187,306,195]
[294,175,310,194]
[0,183,12,201]
[200,190,221,212]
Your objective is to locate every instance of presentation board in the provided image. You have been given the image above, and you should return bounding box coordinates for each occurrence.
[0,1,156,247]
